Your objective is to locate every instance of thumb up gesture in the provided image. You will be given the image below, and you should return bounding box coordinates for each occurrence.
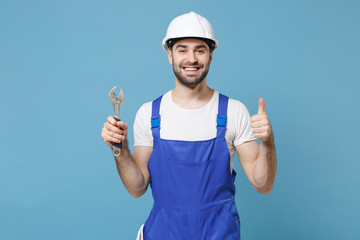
[251,98,273,143]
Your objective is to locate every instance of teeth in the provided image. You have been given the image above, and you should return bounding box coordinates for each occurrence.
[184,68,197,70]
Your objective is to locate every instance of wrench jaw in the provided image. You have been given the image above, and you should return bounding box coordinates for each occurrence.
[108,87,125,107]
[108,86,117,104]
[108,86,125,157]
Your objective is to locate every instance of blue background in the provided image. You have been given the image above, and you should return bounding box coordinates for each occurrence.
[1,0,359,239]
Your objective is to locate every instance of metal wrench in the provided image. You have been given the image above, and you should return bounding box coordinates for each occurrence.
[108,86,125,156]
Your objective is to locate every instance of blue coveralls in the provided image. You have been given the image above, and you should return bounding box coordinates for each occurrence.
[144,94,241,240]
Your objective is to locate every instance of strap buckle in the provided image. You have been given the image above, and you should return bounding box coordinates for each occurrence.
[217,114,227,127]
[151,117,160,129]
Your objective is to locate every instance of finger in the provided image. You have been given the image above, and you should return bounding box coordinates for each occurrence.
[258,98,265,115]
[104,123,127,140]
[107,116,117,125]
[251,118,269,128]
[101,130,121,143]
[251,126,266,133]
[251,114,263,122]
[117,121,128,130]
[252,126,271,137]
[251,115,259,122]
[104,122,122,134]
[254,133,267,139]
[251,121,263,128]
[102,127,123,139]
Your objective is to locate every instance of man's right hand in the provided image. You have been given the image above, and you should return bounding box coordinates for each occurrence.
[101,116,152,198]
[101,116,128,148]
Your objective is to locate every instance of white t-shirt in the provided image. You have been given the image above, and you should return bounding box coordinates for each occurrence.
[133,90,256,170]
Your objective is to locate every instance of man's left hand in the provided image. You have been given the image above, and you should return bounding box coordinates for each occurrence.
[250,98,273,143]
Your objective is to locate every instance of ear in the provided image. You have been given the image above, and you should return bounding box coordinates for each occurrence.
[167,49,173,65]
[209,50,213,64]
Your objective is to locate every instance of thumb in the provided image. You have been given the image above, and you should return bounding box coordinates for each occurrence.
[258,98,265,114]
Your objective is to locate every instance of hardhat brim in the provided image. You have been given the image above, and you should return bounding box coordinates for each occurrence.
[162,37,218,52]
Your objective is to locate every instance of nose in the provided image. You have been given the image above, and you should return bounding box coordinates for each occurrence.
[186,51,198,63]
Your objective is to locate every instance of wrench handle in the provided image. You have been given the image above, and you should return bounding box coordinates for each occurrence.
[113,117,122,148]
[112,117,122,156]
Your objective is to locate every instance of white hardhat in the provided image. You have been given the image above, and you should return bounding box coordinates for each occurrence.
[162,11,218,52]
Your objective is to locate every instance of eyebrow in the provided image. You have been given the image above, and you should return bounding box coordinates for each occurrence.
[175,44,208,50]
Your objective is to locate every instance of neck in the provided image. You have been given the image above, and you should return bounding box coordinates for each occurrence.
[171,78,214,109]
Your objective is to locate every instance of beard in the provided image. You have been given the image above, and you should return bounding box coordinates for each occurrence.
[172,58,211,87]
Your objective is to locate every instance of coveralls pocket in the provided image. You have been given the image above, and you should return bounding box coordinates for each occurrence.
[206,204,240,239]
[224,202,241,230]
[144,207,168,239]
[166,159,214,211]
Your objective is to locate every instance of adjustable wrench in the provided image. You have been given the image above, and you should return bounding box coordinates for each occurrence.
[108,86,125,156]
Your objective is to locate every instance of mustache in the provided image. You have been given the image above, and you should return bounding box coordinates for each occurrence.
[180,63,204,68]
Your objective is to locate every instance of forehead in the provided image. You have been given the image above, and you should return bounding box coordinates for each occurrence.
[173,38,209,49]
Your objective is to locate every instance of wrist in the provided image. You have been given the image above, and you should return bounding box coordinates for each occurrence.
[261,134,275,147]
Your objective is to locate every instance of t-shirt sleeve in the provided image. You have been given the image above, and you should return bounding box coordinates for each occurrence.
[233,101,257,146]
[133,102,153,147]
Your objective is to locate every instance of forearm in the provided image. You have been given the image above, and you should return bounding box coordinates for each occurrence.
[253,136,277,194]
[113,140,148,197]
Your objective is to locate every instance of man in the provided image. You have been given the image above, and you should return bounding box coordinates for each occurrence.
[101,11,277,240]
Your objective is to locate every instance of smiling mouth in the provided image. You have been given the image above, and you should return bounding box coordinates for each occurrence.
[182,67,201,73]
